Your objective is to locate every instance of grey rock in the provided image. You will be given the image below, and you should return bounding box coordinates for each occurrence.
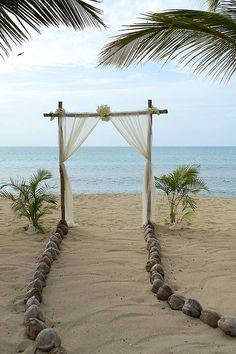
[182,298,202,318]
[218,316,236,336]
[200,308,221,328]
[35,328,61,351]
[168,293,185,310]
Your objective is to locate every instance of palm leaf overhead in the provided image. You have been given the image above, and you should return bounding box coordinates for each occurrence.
[99,1,236,82]
[0,0,105,58]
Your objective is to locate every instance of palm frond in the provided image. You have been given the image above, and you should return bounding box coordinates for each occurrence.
[0,0,106,58]
[99,9,236,82]
[208,0,236,19]
[206,0,221,11]
[29,169,53,193]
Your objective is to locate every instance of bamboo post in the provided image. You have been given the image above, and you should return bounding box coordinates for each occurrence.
[58,101,66,220]
[147,99,153,222]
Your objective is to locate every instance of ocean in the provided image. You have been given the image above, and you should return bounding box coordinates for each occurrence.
[0,146,235,196]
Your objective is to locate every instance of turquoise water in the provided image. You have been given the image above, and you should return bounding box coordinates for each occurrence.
[0,147,235,196]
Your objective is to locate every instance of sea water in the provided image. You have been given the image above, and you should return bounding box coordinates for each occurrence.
[0,146,235,196]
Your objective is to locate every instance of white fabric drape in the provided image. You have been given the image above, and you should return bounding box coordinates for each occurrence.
[60,116,99,226]
[111,115,155,224]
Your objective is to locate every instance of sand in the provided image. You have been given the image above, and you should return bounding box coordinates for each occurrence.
[1,194,236,354]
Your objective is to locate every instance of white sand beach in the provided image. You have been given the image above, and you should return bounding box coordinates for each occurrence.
[1,194,236,354]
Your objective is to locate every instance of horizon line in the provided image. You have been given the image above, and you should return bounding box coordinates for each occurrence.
[0,145,236,148]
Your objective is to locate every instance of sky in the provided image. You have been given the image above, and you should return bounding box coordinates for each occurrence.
[1,0,236,147]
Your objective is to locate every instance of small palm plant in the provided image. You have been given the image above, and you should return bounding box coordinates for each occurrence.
[155,165,209,226]
[0,169,57,233]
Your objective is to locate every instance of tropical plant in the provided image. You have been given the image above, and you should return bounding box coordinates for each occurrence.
[155,164,209,225]
[99,0,236,82]
[0,169,57,233]
[0,0,106,59]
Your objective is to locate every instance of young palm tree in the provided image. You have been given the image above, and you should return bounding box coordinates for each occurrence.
[0,0,105,59]
[155,165,209,225]
[0,169,57,233]
[99,0,236,82]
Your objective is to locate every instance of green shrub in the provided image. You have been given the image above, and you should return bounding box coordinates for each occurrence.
[0,169,57,233]
[155,164,209,225]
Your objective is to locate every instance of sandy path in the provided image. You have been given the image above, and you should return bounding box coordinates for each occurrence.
[40,195,236,354]
[1,195,236,353]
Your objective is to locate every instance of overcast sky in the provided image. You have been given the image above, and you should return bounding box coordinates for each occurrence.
[1,0,235,147]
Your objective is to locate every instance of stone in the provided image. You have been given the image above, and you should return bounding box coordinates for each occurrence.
[144,221,154,230]
[145,236,155,245]
[144,228,154,237]
[150,271,164,284]
[25,296,40,310]
[149,246,161,255]
[24,288,42,304]
[149,250,161,260]
[57,223,68,235]
[42,250,54,262]
[27,279,43,293]
[24,304,45,324]
[182,299,202,318]
[26,318,47,340]
[35,328,61,352]
[145,260,158,272]
[168,293,185,310]
[46,247,58,260]
[37,261,51,275]
[53,233,63,242]
[55,228,64,238]
[151,278,164,293]
[46,241,60,252]
[144,233,153,242]
[33,271,46,286]
[148,255,161,264]
[156,284,173,301]
[40,255,52,267]
[147,239,158,250]
[58,219,68,227]
[150,263,164,277]
[200,308,221,328]
[50,236,61,248]
[218,316,236,336]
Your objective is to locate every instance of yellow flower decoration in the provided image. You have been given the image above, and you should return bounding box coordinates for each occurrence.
[96,104,111,121]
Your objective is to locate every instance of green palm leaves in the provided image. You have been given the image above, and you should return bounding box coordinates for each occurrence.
[0,0,105,58]
[155,165,209,225]
[0,169,57,233]
[99,0,236,82]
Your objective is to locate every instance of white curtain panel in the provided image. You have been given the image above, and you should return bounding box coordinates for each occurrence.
[111,115,156,224]
[60,116,99,226]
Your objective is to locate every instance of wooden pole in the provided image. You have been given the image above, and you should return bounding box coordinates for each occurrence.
[147,99,153,222]
[58,101,66,220]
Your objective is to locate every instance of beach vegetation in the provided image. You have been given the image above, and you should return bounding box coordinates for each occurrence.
[99,0,236,82]
[155,165,209,226]
[0,169,57,233]
[0,0,105,59]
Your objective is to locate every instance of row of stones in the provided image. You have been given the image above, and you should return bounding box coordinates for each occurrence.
[143,221,236,337]
[23,220,69,353]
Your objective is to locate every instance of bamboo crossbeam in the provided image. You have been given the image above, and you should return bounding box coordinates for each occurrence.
[44,109,168,118]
